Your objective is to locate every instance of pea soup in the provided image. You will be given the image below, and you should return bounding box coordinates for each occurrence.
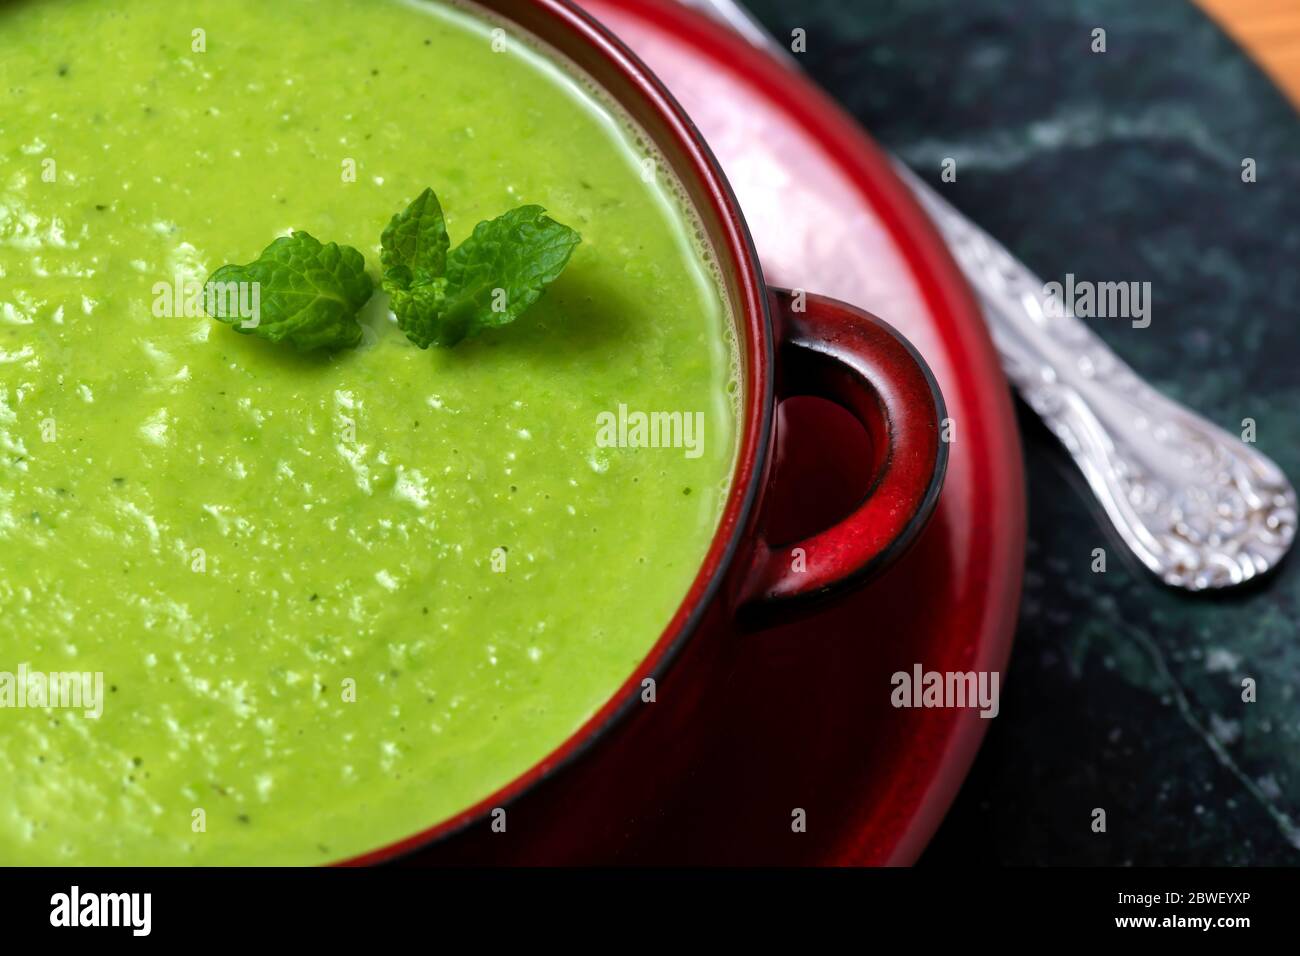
[0,0,737,864]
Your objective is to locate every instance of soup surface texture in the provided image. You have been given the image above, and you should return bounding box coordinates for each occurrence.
[0,0,736,863]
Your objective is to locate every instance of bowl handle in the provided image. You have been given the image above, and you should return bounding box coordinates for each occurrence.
[738,287,948,619]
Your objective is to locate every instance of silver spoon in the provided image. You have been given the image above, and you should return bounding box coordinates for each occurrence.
[683,0,1297,590]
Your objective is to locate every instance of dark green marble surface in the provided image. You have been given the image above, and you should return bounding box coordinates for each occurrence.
[745,0,1300,864]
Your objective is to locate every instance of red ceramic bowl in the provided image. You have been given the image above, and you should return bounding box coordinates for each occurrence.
[343,0,947,865]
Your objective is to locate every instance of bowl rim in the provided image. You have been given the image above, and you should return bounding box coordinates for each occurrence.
[339,0,774,866]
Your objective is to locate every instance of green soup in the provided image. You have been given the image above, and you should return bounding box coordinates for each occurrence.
[0,0,737,864]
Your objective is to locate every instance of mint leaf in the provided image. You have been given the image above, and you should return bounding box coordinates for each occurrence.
[204,231,373,351]
[380,191,581,349]
[380,187,450,288]
[442,205,581,332]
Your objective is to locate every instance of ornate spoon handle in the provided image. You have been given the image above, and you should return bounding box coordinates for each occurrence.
[893,162,1296,589]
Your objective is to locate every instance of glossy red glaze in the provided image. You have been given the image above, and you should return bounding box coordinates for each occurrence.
[570,0,1026,865]
[742,289,946,613]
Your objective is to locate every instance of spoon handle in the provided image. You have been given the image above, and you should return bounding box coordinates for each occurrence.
[893,162,1296,589]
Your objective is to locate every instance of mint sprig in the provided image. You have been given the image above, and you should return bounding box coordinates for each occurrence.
[202,189,579,353]
[381,189,581,348]
[204,231,373,352]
